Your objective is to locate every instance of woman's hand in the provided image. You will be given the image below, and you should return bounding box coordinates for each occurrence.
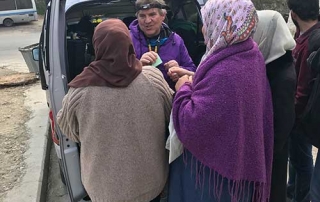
[175,75,191,91]
[167,67,181,82]
[140,51,158,66]
[168,66,195,82]
[168,66,194,76]
[165,61,181,82]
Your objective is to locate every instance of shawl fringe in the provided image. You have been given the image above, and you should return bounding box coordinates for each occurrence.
[182,149,270,202]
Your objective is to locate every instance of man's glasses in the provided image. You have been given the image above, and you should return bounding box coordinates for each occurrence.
[136,3,169,11]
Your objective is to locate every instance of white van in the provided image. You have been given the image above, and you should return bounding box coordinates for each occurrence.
[32,0,205,201]
[0,0,38,27]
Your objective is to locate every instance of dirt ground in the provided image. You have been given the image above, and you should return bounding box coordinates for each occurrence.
[0,19,42,201]
[0,68,32,201]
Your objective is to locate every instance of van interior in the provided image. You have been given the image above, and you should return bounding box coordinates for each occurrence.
[65,0,205,83]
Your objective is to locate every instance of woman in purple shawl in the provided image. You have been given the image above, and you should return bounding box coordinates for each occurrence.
[167,0,274,201]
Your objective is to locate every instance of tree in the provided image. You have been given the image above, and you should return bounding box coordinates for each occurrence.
[35,0,47,15]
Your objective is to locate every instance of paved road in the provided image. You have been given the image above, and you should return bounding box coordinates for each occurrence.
[46,144,89,202]
[0,21,42,73]
[46,144,70,202]
[0,19,48,202]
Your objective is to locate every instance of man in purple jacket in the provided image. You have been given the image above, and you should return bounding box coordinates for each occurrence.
[129,0,196,90]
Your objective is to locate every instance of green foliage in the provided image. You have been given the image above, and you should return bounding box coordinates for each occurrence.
[251,0,290,20]
[35,0,46,15]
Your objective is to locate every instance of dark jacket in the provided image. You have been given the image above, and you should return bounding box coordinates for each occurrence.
[293,22,320,118]
[297,29,320,148]
[267,51,296,202]
[267,51,296,155]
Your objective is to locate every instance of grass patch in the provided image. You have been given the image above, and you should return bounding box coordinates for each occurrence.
[35,0,47,15]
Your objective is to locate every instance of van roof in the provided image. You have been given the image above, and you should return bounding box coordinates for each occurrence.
[65,0,137,12]
[66,0,98,11]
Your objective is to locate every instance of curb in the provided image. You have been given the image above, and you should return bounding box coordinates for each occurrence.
[39,125,52,202]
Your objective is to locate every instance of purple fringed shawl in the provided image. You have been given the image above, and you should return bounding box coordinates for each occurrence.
[172,39,274,201]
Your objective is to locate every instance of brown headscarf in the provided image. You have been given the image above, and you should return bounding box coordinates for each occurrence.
[68,19,142,88]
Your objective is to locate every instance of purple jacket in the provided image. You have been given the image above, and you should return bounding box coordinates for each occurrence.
[129,20,196,89]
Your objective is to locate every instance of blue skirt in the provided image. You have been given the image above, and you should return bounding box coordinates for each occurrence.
[168,150,254,202]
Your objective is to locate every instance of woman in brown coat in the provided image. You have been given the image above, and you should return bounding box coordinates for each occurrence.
[57,19,173,202]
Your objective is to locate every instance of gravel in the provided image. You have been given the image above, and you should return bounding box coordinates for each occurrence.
[0,68,31,201]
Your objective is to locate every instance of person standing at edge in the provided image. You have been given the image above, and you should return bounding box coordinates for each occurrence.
[286,0,320,201]
[307,28,320,202]
[253,10,297,202]
[129,0,196,90]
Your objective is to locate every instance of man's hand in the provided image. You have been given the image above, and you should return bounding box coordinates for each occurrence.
[164,60,179,70]
[175,75,190,91]
[140,51,158,66]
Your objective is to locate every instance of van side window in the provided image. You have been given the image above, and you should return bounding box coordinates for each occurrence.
[16,0,33,9]
[0,0,16,11]
[38,1,51,90]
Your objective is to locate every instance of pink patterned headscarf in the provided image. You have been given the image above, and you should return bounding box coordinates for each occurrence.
[200,0,258,62]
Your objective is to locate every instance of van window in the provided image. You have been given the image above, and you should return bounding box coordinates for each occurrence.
[16,0,33,9]
[0,0,16,11]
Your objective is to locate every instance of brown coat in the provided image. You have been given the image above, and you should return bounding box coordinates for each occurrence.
[57,67,173,202]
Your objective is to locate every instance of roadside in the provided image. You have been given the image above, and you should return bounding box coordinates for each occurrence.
[2,82,49,202]
[0,18,48,202]
[0,69,31,201]
[46,145,69,202]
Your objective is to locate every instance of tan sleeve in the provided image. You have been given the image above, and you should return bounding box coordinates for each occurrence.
[142,66,174,122]
[56,87,86,143]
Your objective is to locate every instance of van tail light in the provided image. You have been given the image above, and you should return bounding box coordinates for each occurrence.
[49,110,59,145]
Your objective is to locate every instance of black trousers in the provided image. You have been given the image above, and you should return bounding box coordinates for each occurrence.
[270,142,289,202]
